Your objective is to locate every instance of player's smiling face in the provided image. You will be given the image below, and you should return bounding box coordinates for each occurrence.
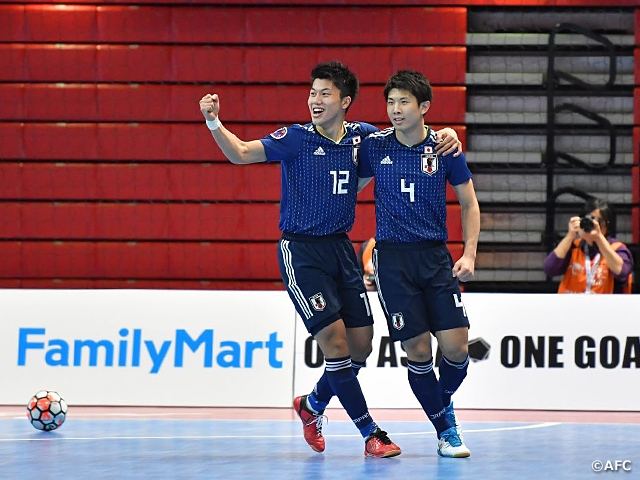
[308,79,349,128]
[386,88,430,134]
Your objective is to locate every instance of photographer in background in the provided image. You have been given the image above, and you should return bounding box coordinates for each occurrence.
[544,198,634,294]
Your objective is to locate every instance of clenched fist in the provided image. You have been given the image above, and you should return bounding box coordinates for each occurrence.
[199,94,220,121]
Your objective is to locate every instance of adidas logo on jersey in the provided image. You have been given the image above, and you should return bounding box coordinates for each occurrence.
[380,156,393,165]
[313,147,326,156]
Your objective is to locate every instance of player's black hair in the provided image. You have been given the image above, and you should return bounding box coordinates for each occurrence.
[383,70,433,105]
[311,61,359,112]
[582,197,617,237]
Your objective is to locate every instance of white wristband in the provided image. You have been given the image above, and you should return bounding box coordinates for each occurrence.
[206,117,221,131]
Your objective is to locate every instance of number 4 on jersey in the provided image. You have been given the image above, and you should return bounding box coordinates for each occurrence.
[401,178,415,202]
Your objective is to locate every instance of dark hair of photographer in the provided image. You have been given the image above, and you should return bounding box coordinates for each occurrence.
[543,199,634,294]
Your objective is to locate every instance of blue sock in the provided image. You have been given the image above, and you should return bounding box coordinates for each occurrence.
[308,359,366,413]
[439,355,469,407]
[407,359,450,437]
[325,356,377,439]
[351,359,366,375]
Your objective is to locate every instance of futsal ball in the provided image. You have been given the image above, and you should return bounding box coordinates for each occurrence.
[27,390,68,431]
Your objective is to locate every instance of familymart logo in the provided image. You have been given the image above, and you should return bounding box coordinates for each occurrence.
[17,328,284,374]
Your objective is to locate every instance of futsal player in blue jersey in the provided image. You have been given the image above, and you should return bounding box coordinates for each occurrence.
[199,61,461,458]
[358,70,480,458]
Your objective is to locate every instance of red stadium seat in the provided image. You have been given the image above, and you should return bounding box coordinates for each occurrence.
[99,44,174,83]
[22,44,97,82]
[0,163,282,201]
[0,123,24,159]
[23,123,99,160]
[0,241,282,280]
[0,45,26,81]
[447,243,464,261]
[98,6,172,43]
[3,84,465,124]
[0,203,281,241]
[2,5,466,45]
[16,123,266,161]
[0,5,25,42]
[97,123,170,161]
[2,44,465,85]
[177,45,466,85]
[24,5,97,43]
[168,6,466,45]
[631,163,640,243]
[0,84,98,122]
[632,165,639,242]
[0,279,285,290]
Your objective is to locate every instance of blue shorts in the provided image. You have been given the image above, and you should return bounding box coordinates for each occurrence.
[373,241,470,342]
[278,232,374,336]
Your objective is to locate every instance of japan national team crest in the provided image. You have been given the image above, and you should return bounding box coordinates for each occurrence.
[391,312,405,330]
[270,127,288,139]
[309,293,326,311]
[421,151,438,176]
[352,136,361,165]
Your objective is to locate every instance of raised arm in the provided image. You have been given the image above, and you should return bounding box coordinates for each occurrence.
[199,93,267,164]
[553,217,580,260]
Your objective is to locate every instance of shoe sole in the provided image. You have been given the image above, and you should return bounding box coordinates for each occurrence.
[438,450,471,458]
[365,449,402,458]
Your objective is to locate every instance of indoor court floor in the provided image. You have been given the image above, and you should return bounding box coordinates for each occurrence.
[1,406,638,479]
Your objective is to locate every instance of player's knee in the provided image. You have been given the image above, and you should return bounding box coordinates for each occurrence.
[441,344,468,363]
[350,343,373,363]
[318,337,350,359]
[403,344,433,363]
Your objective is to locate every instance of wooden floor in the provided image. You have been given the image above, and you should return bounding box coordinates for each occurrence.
[1,406,638,479]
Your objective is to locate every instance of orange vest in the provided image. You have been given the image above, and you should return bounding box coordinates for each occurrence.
[360,238,376,274]
[557,240,631,294]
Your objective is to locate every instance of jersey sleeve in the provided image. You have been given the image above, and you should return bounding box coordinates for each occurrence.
[358,122,380,136]
[445,151,473,186]
[357,136,374,179]
[259,125,303,163]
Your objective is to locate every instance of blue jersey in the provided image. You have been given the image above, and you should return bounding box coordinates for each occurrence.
[261,122,378,235]
[359,127,472,243]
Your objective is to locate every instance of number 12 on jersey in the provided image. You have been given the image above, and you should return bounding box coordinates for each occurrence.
[330,170,349,194]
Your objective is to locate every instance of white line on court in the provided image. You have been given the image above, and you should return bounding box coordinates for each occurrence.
[0,422,562,442]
